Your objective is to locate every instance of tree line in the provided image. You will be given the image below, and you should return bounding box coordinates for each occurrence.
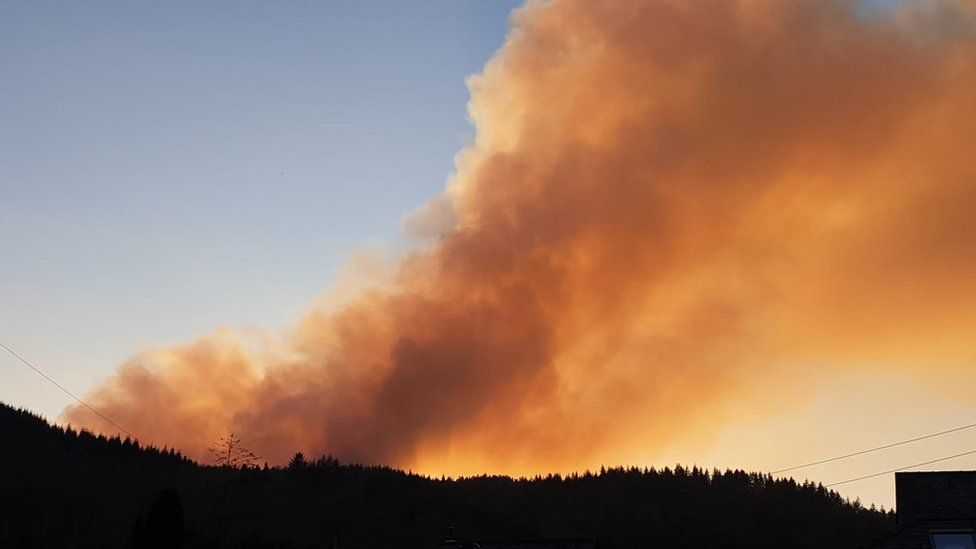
[0,401,896,547]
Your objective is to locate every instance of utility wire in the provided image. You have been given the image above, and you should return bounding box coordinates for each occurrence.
[771,421,976,474]
[0,339,134,439]
[825,448,976,487]
[6,335,976,483]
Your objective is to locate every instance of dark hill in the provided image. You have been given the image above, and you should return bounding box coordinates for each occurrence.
[0,401,895,548]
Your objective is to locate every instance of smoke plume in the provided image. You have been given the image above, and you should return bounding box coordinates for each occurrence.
[65,0,976,473]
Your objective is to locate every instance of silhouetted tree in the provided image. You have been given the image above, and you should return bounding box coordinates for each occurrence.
[126,489,184,549]
[287,451,308,470]
[208,433,260,469]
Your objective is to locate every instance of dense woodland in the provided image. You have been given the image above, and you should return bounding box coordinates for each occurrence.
[0,401,896,548]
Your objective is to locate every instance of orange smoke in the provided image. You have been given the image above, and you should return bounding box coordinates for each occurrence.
[64,0,976,474]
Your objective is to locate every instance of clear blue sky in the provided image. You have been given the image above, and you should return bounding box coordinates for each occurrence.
[0,0,522,420]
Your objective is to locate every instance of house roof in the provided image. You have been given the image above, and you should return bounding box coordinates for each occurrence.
[897,471,976,521]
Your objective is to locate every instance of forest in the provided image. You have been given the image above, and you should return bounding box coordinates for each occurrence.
[0,401,896,548]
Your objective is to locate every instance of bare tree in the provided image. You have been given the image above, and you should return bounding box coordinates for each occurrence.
[208,433,260,469]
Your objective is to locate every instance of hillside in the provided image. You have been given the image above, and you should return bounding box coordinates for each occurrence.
[0,401,895,548]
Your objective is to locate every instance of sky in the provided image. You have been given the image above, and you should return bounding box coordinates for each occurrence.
[0,0,520,416]
[5,0,976,511]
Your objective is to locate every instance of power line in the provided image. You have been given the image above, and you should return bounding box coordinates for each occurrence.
[5,334,976,484]
[771,421,976,474]
[825,448,976,487]
[0,339,134,439]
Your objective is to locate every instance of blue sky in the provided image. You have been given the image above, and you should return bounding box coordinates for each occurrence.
[0,0,522,420]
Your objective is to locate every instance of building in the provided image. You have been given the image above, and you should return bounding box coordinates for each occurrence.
[878,471,976,548]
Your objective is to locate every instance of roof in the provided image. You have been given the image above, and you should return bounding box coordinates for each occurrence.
[897,471,976,522]
[873,472,976,547]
